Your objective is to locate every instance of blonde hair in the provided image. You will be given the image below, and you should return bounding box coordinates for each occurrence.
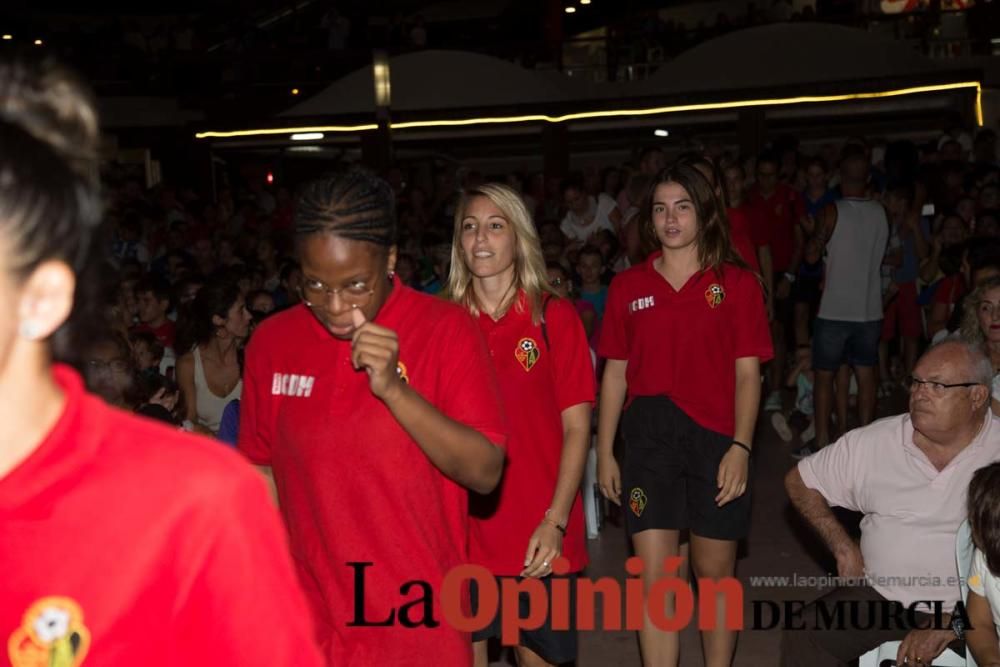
[444,183,556,323]
[960,276,1000,346]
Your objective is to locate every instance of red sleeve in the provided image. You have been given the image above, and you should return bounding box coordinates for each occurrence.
[436,309,508,449]
[237,336,272,466]
[790,189,806,221]
[547,298,597,410]
[730,268,774,362]
[731,207,762,249]
[597,275,629,360]
[743,204,770,248]
[171,471,324,665]
[933,274,964,305]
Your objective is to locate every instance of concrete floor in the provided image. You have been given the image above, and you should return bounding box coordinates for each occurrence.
[489,389,908,667]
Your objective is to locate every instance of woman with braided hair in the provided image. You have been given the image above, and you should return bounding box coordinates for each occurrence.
[0,56,322,665]
[238,169,507,666]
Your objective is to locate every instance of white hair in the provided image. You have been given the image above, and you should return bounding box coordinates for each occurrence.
[927,337,994,387]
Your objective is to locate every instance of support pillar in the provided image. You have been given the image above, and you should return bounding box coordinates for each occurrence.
[543,123,570,184]
[738,108,767,158]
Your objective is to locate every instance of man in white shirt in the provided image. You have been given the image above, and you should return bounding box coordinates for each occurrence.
[782,339,1000,666]
[560,179,620,249]
[800,149,890,456]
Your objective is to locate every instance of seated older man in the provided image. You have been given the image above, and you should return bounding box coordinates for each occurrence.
[782,339,1000,666]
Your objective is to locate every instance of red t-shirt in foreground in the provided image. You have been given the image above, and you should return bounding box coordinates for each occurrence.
[239,278,507,667]
[471,293,595,576]
[598,253,774,435]
[0,365,321,667]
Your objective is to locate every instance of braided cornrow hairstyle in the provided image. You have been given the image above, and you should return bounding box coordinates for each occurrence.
[294,169,397,247]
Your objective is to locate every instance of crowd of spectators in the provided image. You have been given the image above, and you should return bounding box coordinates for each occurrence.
[81,125,999,449]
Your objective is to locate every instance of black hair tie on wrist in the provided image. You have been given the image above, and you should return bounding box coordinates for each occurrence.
[731,441,753,456]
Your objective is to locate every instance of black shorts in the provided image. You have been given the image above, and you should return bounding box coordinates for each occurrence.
[469,574,578,664]
[621,395,751,541]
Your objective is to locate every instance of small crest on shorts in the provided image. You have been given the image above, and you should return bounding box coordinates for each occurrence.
[705,284,725,309]
[514,338,540,372]
[629,488,647,517]
[396,361,409,384]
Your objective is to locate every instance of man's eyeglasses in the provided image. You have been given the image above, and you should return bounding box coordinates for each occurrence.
[87,359,129,374]
[299,277,376,309]
[906,375,984,396]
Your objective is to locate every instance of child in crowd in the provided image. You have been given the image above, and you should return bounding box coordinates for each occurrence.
[771,346,816,445]
[247,289,276,319]
[963,462,1000,666]
[129,330,165,381]
[577,245,609,318]
[879,185,929,394]
[547,262,598,345]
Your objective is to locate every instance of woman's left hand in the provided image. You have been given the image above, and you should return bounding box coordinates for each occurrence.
[350,308,403,402]
[521,522,563,579]
[715,445,749,507]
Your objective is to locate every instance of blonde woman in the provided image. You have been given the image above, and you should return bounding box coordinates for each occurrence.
[959,275,1000,415]
[446,184,595,667]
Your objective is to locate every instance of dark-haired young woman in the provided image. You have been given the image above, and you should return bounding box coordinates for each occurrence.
[965,462,1000,665]
[0,57,321,666]
[238,170,507,666]
[597,163,772,666]
[175,273,250,435]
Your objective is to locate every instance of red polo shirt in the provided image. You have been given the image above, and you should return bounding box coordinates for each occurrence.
[746,184,805,273]
[238,278,507,667]
[471,293,595,576]
[933,273,965,307]
[598,253,773,435]
[0,366,321,667]
[728,206,762,273]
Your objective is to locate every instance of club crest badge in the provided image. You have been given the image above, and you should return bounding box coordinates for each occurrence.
[705,284,725,309]
[514,338,540,372]
[396,362,409,385]
[629,488,647,517]
[8,596,91,667]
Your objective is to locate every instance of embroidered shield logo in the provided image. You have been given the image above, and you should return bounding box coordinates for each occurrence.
[705,284,725,309]
[8,596,91,667]
[514,338,540,372]
[629,488,648,517]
